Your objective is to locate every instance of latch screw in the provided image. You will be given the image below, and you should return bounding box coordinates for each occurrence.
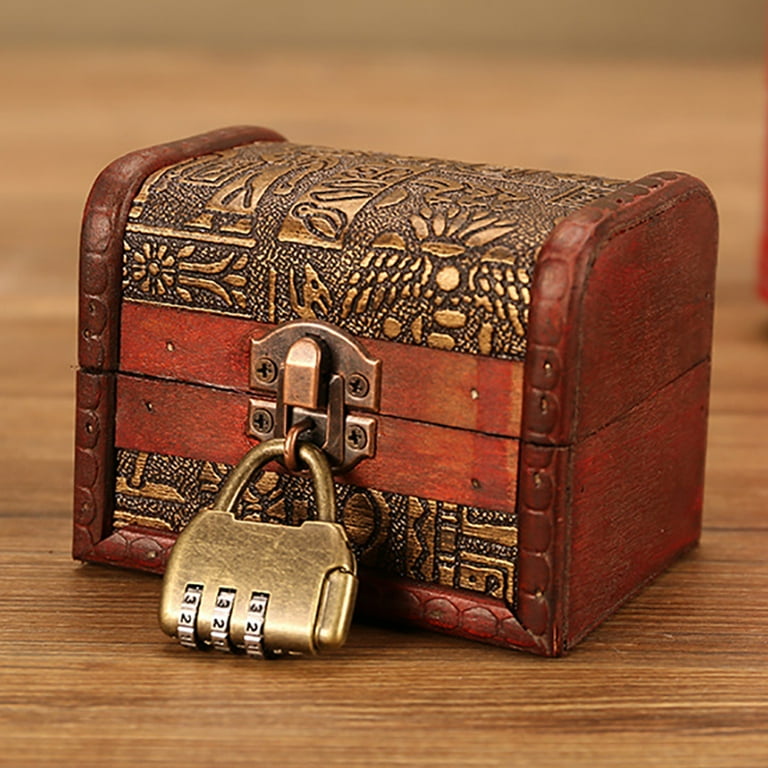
[345,424,368,451]
[251,408,274,435]
[347,373,370,399]
[254,356,278,385]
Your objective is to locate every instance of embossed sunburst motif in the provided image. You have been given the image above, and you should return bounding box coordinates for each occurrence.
[124,242,176,296]
[338,197,532,354]
[410,203,517,258]
[123,241,249,309]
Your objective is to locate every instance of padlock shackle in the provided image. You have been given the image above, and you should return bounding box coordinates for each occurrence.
[213,438,337,523]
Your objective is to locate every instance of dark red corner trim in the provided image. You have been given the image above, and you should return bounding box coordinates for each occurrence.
[516,171,717,653]
[74,127,284,560]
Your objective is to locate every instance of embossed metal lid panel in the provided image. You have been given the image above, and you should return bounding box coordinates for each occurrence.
[121,141,625,362]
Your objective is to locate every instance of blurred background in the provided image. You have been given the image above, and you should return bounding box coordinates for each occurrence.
[2,0,764,56]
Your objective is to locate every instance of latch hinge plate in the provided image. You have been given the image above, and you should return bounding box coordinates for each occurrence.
[248,320,381,473]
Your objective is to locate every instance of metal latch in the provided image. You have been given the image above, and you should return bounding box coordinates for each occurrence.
[248,320,380,473]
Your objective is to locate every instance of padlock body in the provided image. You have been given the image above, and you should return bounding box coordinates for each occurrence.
[160,512,357,655]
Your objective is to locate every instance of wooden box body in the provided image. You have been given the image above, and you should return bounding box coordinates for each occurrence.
[74,127,717,656]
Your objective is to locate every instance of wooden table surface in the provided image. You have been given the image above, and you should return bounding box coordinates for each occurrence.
[1,50,766,767]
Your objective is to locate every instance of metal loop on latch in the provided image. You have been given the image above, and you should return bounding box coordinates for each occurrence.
[213,437,337,524]
[283,418,314,473]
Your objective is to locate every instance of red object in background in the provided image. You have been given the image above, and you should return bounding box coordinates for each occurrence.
[762,42,768,301]
[73,128,718,655]
[762,159,768,299]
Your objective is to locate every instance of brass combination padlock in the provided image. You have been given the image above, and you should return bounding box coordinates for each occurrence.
[159,437,358,658]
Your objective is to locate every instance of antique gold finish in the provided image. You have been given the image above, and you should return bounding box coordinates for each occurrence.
[123,141,625,361]
[118,446,519,609]
[159,438,358,657]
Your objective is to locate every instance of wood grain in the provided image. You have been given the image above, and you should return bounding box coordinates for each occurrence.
[0,49,766,768]
[568,361,709,645]
[119,301,525,437]
[113,373,519,510]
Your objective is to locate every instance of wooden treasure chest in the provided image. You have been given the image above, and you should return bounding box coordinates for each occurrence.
[73,126,717,656]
